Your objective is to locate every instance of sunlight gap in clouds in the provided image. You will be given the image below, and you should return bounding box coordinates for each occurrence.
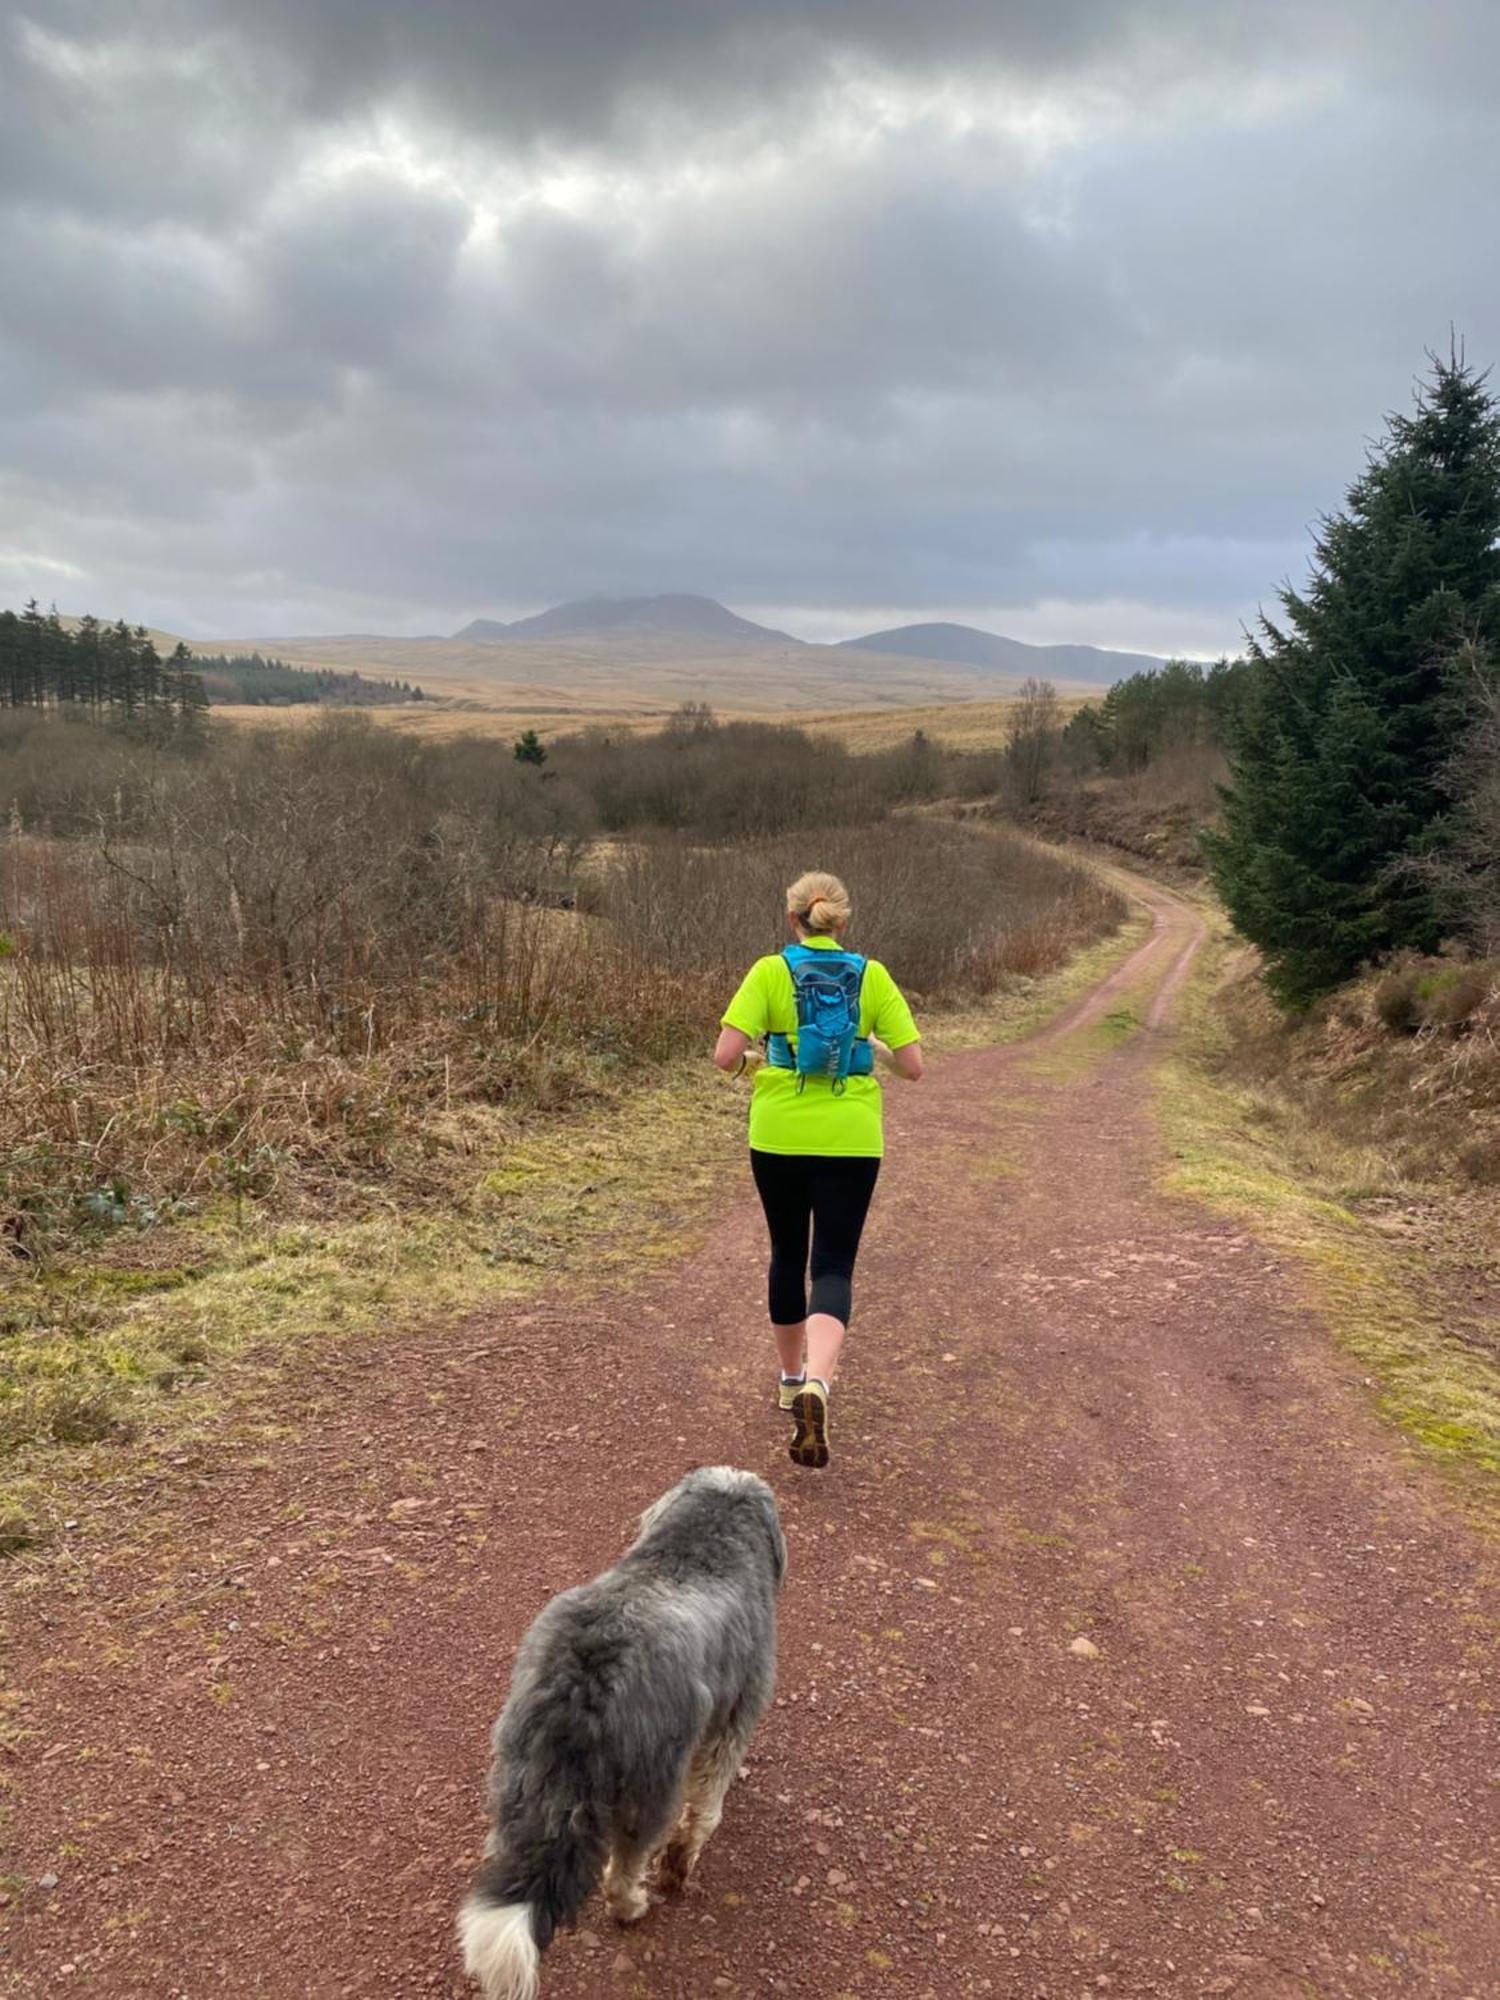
[298,64,1101,243]
[16,16,211,89]
[268,47,1336,282]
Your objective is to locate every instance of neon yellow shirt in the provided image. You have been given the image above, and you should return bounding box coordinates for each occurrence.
[721,938,920,1157]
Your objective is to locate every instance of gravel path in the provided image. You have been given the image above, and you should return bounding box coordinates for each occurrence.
[5,871,1499,1998]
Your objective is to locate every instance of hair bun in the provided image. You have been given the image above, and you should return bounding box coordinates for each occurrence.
[785,870,852,935]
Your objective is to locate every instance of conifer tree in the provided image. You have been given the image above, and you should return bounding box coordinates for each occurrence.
[169,641,210,745]
[1206,349,1500,1005]
[19,599,48,706]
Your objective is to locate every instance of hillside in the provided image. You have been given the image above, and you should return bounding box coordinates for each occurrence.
[57,613,188,655]
[454,593,795,646]
[842,620,1166,684]
[202,630,1104,724]
[180,596,1180,721]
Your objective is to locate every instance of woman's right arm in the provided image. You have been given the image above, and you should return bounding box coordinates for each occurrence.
[714,1026,753,1072]
[716,960,767,1070]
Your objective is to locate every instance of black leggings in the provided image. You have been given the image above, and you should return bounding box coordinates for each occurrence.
[750,1151,881,1329]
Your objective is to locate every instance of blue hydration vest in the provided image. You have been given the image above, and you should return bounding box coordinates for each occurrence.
[766,944,874,1092]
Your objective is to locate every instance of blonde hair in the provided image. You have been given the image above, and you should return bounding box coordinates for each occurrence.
[786,870,851,936]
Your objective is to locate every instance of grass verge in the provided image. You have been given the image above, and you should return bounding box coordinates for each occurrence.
[1155,915,1500,1505]
[0,1072,744,1551]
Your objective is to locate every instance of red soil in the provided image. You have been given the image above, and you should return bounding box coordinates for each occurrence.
[5,874,1499,1998]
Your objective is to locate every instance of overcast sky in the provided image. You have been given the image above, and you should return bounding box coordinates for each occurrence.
[3,2,1497,653]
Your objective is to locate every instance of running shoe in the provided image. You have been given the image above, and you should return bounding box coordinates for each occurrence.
[789,1380,830,1469]
[777,1373,805,1412]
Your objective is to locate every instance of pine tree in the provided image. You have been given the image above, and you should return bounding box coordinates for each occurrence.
[18,599,48,707]
[513,729,547,767]
[0,610,21,707]
[168,641,209,745]
[75,613,104,712]
[1207,349,1500,1006]
[104,619,139,713]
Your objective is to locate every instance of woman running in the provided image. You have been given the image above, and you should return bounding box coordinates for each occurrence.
[714,870,923,1468]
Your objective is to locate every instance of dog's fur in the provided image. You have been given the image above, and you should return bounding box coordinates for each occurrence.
[458,1466,786,2000]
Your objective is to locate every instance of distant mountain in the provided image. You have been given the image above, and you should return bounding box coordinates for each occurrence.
[454,594,798,646]
[840,621,1166,685]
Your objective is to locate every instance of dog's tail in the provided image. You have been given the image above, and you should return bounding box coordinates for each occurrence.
[458,1801,607,2000]
[456,1897,541,2000]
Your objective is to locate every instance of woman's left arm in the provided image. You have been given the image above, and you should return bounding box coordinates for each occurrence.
[870,963,923,1080]
[870,1034,924,1081]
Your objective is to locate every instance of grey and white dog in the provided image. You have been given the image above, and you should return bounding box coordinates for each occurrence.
[457,1466,786,2000]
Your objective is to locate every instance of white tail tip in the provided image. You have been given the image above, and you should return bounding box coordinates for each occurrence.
[458,1898,540,2000]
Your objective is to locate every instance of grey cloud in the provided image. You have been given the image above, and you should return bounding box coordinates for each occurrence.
[123,0,1500,149]
[100,0,1307,148]
[0,7,289,225]
[2,2,1499,650]
[256,173,474,371]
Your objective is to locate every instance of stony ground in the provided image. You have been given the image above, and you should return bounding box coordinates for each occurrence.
[4,874,1498,1998]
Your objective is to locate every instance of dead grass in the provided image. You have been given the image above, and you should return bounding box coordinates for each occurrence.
[1025,744,1226,873]
[212,690,1100,751]
[775,696,1097,753]
[931,904,1150,1057]
[1156,916,1500,1507]
[1209,949,1500,1190]
[201,630,1095,722]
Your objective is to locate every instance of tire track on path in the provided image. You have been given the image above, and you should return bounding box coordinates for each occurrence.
[5,866,1498,1998]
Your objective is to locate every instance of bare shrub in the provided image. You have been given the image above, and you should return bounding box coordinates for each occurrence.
[595,818,1123,1002]
[1022,739,1228,870]
[0,715,693,1258]
[1374,965,1423,1033]
[554,719,876,837]
[1,708,1119,1270]
[999,678,1060,808]
[1371,957,1496,1036]
[1425,964,1493,1030]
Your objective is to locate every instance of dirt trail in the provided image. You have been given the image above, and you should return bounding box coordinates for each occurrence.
[6,871,1500,1999]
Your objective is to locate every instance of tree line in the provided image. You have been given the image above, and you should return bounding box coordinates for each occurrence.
[2,604,430,723]
[990,656,1252,816]
[193,652,427,706]
[1062,655,1253,775]
[0,602,206,734]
